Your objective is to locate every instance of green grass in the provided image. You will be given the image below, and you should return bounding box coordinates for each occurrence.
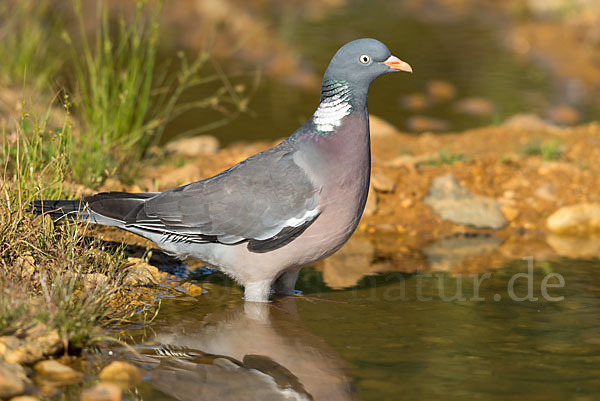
[417,150,465,167]
[0,103,132,347]
[0,0,63,90]
[66,0,246,186]
[522,138,563,161]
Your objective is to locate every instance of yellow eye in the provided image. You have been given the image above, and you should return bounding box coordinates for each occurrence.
[359,54,371,64]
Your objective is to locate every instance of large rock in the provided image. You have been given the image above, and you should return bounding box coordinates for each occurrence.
[33,360,83,383]
[0,361,30,399]
[425,174,507,229]
[546,203,600,235]
[99,361,142,389]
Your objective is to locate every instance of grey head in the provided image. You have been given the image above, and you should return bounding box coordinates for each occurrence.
[321,38,412,104]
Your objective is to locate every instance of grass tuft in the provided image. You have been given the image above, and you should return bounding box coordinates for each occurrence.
[522,138,563,161]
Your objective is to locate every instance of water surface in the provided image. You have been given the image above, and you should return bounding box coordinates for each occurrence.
[107,256,600,401]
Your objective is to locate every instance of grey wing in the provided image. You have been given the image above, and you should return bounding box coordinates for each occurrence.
[126,145,321,252]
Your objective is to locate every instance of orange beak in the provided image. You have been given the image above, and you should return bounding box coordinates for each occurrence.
[381,55,413,73]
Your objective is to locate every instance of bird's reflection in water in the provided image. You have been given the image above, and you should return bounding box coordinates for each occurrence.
[127,297,356,401]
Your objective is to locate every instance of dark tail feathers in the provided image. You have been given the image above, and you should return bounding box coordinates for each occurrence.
[28,191,157,222]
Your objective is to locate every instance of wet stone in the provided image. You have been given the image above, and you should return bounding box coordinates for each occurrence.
[123,258,163,287]
[99,361,141,388]
[425,174,508,229]
[0,361,30,399]
[81,382,122,401]
[33,360,83,383]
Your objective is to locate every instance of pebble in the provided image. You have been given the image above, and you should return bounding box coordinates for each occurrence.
[123,258,162,287]
[546,203,600,235]
[371,173,396,193]
[424,174,507,229]
[81,382,122,401]
[165,135,220,157]
[454,97,496,117]
[501,205,520,222]
[33,360,83,383]
[399,93,429,111]
[426,80,456,102]
[406,116,450,132]
[178,282,204,297]
[99,361,142,388]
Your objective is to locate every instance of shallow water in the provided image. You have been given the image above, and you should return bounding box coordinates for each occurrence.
[101,254,600,401]
[165,0,598,145]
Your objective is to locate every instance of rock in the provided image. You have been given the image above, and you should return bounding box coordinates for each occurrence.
[426,80,456,102]
[0,337,20,359]
[406,116,449,132]
[424,174,508,229]
[546,203,600,235]
[9,396,40,401]
[123,258,162,287]
[369,115,400,137]
[4,344,43,366]
[546,234,600,258]
[0,362,30,399]
[158,163,202,190]
[400,198,413,208]
[165,135,220,157]
[399,93,429,111]
[453,97,496,117]
[501,205,520,222]
[364,184,378,217]
[178,282,204,297]
[548,105,580,125]
[84,273,110,291]
[98,361,141,388]
[33,360,83,383]
[371,173,396,193]
[502,113,554,130]
[81,382,122,401]
[423,235,503,272]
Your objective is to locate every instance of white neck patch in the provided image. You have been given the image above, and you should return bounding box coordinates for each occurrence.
[313,81,352,133]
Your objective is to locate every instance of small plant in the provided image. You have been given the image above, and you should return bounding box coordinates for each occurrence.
[417,149,464,167]
[522,138,562,161]
[67,0,246,186]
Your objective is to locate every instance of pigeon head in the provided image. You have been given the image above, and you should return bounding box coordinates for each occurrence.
[322,38,412,94]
